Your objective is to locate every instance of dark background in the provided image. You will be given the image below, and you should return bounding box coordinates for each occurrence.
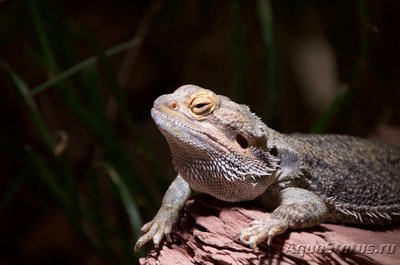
[1,0,399,264]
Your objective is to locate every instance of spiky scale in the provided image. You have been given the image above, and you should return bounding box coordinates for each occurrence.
[135,85,400,251]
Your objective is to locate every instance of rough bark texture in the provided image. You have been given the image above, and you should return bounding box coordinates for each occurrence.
[139,195,400,265]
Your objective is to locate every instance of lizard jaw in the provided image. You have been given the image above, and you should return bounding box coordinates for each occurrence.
[151,108,231,153]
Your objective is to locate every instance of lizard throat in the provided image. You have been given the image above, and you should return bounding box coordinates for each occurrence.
[151,108,280,202]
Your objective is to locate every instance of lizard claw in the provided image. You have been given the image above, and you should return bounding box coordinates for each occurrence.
[238,217,288,250]
[134,209,179,252]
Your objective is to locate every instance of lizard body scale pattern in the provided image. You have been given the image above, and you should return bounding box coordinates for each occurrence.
[135,85,400,251]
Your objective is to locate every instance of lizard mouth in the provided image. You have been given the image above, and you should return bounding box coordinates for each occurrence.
[151,108,230,152]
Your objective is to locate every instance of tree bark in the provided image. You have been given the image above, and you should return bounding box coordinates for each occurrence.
[139,195,400,265]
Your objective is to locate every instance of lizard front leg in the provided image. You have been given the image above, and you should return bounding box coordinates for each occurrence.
[134,174,191,251]
[239,187,328,250]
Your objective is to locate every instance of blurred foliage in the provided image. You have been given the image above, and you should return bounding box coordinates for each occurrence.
[310,0,368,133]
[1,0,158,263]
[1,0,397,264]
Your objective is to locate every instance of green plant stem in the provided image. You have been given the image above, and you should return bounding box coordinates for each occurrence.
[258,0,277,116]
[0,160,31,212]
[1,61,55,152]
[105,163,142,237]
[311,0,369,133]
[105,163,144,259]
[28,0,58,73]
[31,38,142,96]
[310,88,348,133]
[230,0,247,102]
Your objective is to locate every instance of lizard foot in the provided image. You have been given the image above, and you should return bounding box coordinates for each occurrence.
[134,209,179,252]
[238,217,288,250]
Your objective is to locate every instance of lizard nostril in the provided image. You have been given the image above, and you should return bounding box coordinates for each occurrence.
[170,101,179,110]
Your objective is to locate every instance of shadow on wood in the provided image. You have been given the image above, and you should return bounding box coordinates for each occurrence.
[139,195,399,265]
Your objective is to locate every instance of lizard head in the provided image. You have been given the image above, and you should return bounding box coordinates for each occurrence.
[151,85,279,198]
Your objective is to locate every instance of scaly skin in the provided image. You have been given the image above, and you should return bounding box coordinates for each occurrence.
[134,84,400,252]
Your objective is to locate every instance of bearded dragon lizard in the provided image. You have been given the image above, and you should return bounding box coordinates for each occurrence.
[135,84,400,251]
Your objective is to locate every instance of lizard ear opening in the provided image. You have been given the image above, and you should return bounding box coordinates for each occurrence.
[270,146,278,157]
[236,134,248,149]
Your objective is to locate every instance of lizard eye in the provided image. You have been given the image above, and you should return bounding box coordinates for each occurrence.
[189,93,216,116]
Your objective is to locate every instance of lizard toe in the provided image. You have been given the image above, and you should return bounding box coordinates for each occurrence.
[134,207,181,251]
[134,222,159,252]
[140,220,154,233]
[153,221,174,247]
[239,217,288,249]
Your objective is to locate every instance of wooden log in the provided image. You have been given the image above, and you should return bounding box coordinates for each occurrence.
[139,195,400,265]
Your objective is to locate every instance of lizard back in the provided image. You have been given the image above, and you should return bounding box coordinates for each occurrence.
[293,134,400,224]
